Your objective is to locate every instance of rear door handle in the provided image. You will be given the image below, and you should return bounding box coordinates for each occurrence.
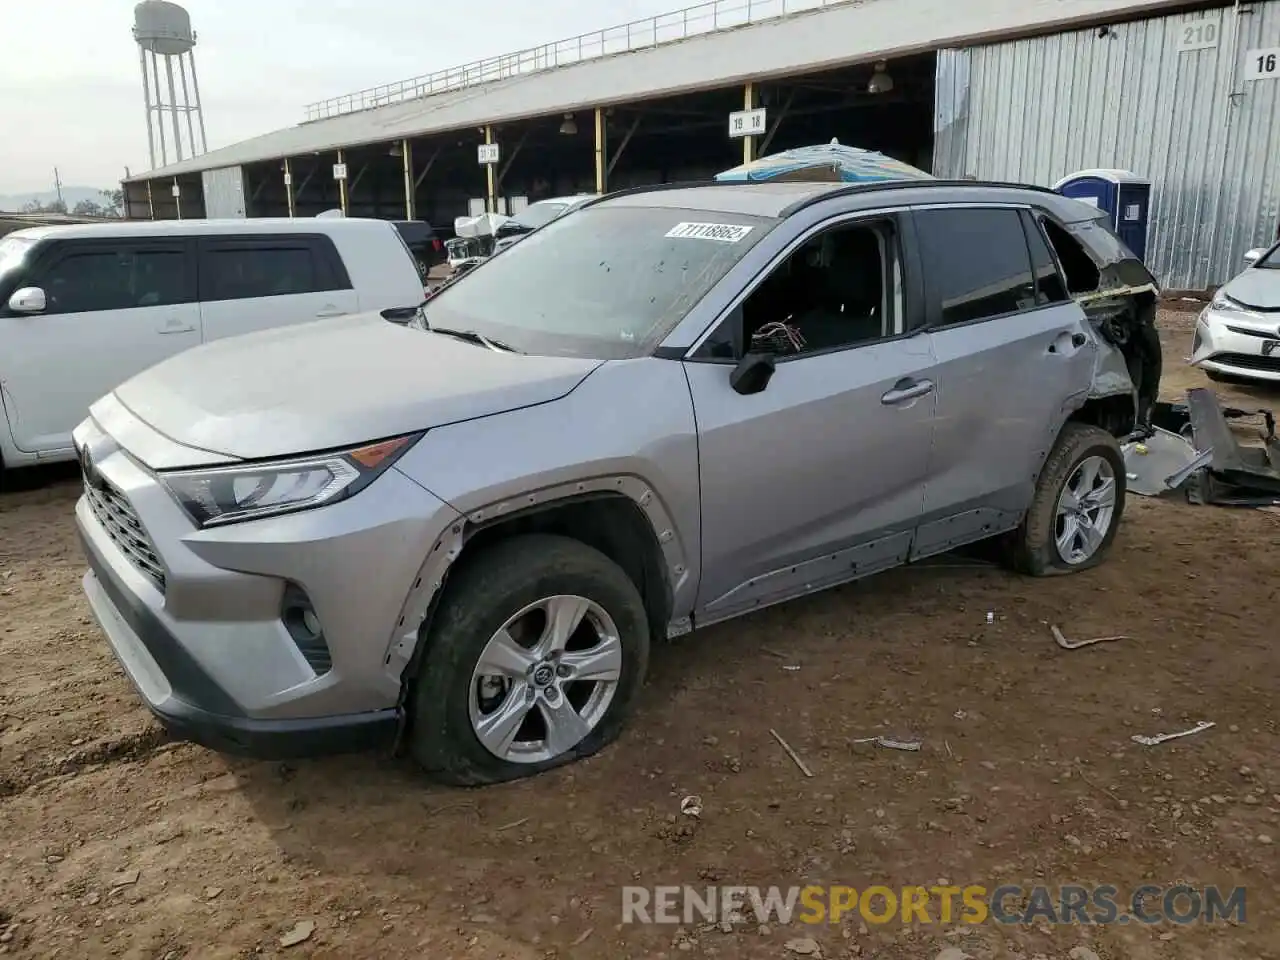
[157,322,196,334]
[881,378,935,405]
[315,305,346,318]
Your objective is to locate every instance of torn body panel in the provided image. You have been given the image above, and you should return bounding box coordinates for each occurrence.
[1061,213,1162,432]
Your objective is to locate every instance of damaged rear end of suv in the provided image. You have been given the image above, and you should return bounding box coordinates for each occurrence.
[1043,201,1163,440]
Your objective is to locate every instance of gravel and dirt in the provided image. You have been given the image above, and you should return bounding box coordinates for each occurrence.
[1,311,1277,960]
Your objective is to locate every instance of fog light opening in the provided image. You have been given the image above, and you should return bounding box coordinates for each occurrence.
[282,584,333,676]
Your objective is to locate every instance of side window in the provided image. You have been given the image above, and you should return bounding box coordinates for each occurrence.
[1040,217,1101,294]
[915,208,1037,326]
[1021,214,1069,305]
[34,245,191,314]
[133,249,192,307]
[727,220,902,358]
[201,242,328,302]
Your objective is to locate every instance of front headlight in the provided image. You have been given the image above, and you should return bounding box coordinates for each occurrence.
[1210,289,1243,312]
[160,433,421,528]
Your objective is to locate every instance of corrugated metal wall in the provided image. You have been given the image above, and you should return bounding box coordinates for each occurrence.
[935,1,1280,290]
[200,166,247,219]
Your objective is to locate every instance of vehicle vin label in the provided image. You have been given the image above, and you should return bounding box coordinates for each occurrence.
[666,222,755,242]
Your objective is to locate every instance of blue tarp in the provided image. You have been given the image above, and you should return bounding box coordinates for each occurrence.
[715,140,934,184]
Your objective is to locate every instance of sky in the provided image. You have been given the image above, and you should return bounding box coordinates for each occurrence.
[0,0,685,193]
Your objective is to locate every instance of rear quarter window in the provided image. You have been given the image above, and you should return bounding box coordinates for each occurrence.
[197,235,349,302]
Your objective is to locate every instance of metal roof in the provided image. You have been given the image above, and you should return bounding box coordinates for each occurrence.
[129,0,1198,183]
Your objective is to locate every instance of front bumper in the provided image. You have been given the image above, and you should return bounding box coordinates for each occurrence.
[74,407,462,760]
[80,530,397,758]
[1191,306,1280,382]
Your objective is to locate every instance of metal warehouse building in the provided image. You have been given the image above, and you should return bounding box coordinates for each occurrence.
[124,0,1280,290]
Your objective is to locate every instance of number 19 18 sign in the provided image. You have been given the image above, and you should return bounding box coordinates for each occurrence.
[1246,47,1280,81]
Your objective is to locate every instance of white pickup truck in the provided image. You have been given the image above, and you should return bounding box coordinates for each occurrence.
[0,217,425,476]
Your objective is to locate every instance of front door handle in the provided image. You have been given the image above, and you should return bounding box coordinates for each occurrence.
[156,323,196,335]
[881,378,935,405]
[315,305,346,318]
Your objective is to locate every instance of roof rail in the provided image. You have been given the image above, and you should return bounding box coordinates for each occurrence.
[779,177,1063,215]
[580,176,1064,217]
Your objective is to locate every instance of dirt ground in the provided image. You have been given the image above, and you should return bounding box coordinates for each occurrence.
[2,311,1278,960]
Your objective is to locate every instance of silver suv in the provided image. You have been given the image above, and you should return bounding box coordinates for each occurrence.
[73,180,1162,785]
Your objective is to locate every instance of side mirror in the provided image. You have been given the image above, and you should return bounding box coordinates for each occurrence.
[7,286,46,314]
[1243,248,1266,267]
[729,352,776,396]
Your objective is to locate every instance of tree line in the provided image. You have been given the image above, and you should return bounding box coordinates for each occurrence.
[21,189,125,218]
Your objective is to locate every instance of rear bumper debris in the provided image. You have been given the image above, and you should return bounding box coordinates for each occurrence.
[1122,390,1280,506]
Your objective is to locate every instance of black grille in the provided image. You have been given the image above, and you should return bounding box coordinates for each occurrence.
[1211,352,1280,374]
[84,475,166,592]
[1225,324,1280,339]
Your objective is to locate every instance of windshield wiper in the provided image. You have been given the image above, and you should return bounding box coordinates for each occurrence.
[429,325,522,353]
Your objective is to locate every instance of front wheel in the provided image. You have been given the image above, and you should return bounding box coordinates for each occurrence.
[1005,423,1127,576]
[409,534,650,786]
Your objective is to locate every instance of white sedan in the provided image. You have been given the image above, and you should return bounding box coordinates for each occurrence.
[1191,243,1280,383]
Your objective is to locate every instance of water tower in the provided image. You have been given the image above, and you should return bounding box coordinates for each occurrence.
[133,1,208,169]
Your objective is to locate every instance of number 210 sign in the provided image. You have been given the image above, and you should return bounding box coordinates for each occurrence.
[1246,47,1280,81]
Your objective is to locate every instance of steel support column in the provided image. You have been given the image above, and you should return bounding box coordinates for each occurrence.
[595,108,607,194]
[284,157,295,217]
[337,149,348,215]
[402,139,414,220]
[743,82,756,164]
[485,126,496,213]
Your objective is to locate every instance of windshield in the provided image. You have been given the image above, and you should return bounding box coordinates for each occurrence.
[420,205,775,359]
[0,236,34,286]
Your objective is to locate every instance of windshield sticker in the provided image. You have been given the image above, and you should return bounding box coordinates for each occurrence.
[665,222,754,243]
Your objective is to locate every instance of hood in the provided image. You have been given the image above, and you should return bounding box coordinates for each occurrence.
[111,312,602,462]
[1220,268,1280,312]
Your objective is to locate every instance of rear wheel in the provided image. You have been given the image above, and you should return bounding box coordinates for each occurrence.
[1005,423,1126,576]
[409,534,650,785]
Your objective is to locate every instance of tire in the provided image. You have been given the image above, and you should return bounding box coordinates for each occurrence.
[409,534,651,786]
[1005,423,1127,577]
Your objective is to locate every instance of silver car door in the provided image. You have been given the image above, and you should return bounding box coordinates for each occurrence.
[909,205,1097,558]
[682,212,938,626]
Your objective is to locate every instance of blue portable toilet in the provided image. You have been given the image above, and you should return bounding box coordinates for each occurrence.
[1053,168,1151,262]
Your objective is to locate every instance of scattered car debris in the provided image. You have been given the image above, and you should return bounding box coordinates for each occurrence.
[852,735,923,752]
[770,728,814,778]
[1185,388,1280,505]
[109,869,139,889]
[784,937,823,956]
[495,817,529,832]
[279,919,316,948]
[1122,427,1203,497]
[1131,720,1216,746]
[782,664,802,672]
[1051,625,1129,650]
[571,927,595,946]
[680,795,703,818]
[1130,393,1280,505]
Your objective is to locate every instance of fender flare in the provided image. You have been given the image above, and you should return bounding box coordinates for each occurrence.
[380,473,690,690]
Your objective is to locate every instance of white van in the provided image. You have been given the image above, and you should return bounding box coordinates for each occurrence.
[0,217,425,474]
